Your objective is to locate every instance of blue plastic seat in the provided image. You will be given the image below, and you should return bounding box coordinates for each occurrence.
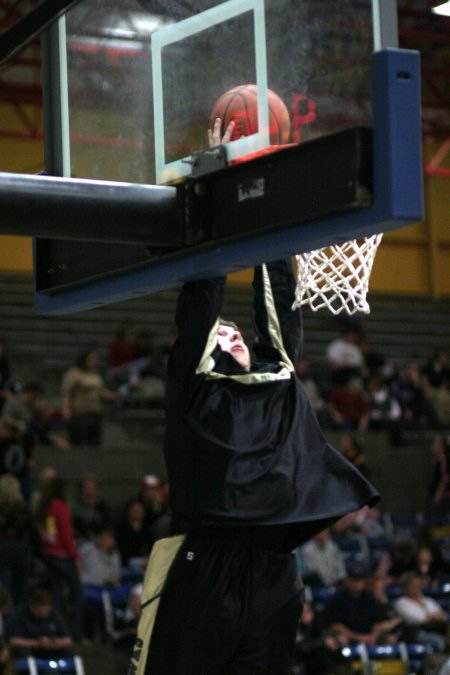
[15,656,85,675]
[340,641,436,674]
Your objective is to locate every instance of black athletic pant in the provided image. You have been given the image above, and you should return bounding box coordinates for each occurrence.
[145,528,304,675]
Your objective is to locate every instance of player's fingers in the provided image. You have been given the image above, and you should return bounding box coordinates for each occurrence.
[209,117,222,146]
[222,120,235,144]
[214,117,222,141]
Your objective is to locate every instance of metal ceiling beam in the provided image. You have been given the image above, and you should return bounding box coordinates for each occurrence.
[0,0,80,64]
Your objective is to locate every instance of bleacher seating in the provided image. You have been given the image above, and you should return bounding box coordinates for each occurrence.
[100,588,138,643]
[341,643,436,675]
[15,656,85,675]
[2,274,450,394]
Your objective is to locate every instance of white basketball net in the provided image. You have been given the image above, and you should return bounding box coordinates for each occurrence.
[292,234,383,315]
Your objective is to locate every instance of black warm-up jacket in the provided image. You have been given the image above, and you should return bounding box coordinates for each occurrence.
[164,259,379,552]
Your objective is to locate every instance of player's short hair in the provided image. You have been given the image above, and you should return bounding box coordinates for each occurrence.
[218,317,241,332]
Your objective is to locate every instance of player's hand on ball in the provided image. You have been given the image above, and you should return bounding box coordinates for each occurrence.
[208,117,234,147]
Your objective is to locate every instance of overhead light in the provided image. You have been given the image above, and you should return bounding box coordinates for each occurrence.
[432,1,450,16]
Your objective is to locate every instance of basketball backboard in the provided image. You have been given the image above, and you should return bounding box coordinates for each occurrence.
[65,0,377,184]
[0,0,423,313]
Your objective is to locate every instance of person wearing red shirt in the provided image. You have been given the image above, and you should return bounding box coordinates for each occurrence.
[327,377,369,432]
[108,324,137,369]
[36,476,83,642]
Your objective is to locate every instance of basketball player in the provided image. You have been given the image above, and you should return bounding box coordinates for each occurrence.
[128,120,379,675]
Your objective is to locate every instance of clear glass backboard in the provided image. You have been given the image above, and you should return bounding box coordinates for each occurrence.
[25,0,422,313]
[65,0,375,185]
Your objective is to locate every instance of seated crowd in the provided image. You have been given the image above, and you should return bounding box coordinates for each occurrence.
[300,325,450,443]
[0,468,169,672]
[0,321,448,455]
[292,514,450,674]
[2,461,450,674]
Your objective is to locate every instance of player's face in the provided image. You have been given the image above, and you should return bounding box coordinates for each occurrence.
[217,324,250,371]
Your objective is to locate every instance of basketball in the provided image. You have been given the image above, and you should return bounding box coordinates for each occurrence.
[209,84,291,145]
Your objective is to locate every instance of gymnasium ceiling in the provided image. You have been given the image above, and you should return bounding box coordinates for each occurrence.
[0,0,449,163]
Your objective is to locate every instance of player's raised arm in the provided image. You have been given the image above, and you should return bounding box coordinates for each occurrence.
[168,115,244,377]
[252,258,303,368]
[167,117,247,385]
[170,275,226,383]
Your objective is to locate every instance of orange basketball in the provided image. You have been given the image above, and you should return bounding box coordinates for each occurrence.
[209,84,291,145]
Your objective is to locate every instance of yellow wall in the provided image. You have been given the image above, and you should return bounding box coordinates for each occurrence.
[370,137,450,298]
[0,102,43,273]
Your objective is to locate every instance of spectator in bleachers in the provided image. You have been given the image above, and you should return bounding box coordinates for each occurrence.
[366,376,402,445]
[0,415,34,500]
[5,586,73,659]
[416,523,450,583]
[0,636,14,675]
[136,474,170,542]
[291,601,352,675]
[295,359,329,427]
[72,472,113,541]
[429,434,450,513]
[125,582,143,625]
[2,382,43,429]
[422,348,450,426]
[134,331,166,381]
[107,323,139,389]
[0,581,15,675]
[321,564,383,646]
[390,361,442,430]
[394,571,448,651]
[79,526,121,587]
[353,506,386,540]
[36,476,84,642]
[366,575,403,644]
[332,508,391,580]
[0,474,35,606]
[0,339,12,415]
[414,544,450,589]
[435,657,450,675]
[62,348,115,447]
[333,506,388,564]
[115,499,153,568]
[94,580,144,650]
[387,537,418,581]
[415,544,436,588]
[30,466,57,515]
[340,434,372,481]
[0,648,13,675]
[0,339,10,387]
[325,328,364,385]
[359,335,388,380]
[0,580,12,627]
[326,378,369,432]
[2,382,69,451]
[107,325,166,399]
[107,323,137,375]
[80,526,124,642]
[299,529,347,588]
